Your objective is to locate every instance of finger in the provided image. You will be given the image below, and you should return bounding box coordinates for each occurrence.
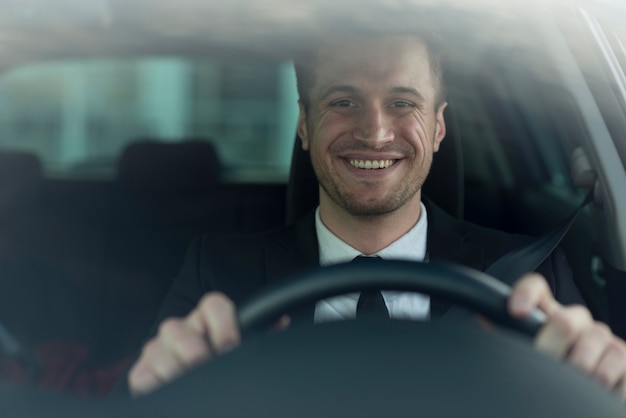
[535,305,593,358]
[159,318,213,369]
[508,273,560,318]
[129,317,214,396]
[567,322,613,374]
[594,340,626,391]
[129,336,187,397]
[188,292,241,355]
[128,357,164,397]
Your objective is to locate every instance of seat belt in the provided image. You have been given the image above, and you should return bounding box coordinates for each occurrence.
[439,187,595,324]
[484,187,594,285]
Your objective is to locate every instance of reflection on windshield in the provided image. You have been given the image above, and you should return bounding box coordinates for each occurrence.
[0,58,298,181]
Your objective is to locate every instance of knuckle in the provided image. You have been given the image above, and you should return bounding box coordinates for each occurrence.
[550,312,578,336]
[551,305,592,334]
[158,318,183,336]
[591,321,613,340]
[184,346,211,365]
[568,304,592,320]
[198,292,233,314]
[520,273,549,290]
[196,292,240,353]
[211,321,240,350]
[609,339,626,358]
[141,339,162,360]
[594,342,626,388]
[178,338,212,365]
[595,367,614,387]
[211,292,236,311]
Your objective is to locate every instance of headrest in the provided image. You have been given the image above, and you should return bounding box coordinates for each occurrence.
[118,140,221,196]
[0,152,42,211]
[285,105,464,224]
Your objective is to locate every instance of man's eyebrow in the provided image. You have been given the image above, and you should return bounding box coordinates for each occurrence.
[319,85,359,101]
[318,85,426,102]
[389,87,425,101]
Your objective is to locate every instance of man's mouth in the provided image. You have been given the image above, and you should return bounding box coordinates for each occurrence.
[349,159,395,170]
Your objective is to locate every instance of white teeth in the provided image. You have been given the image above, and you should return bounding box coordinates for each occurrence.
[349,159,394,170]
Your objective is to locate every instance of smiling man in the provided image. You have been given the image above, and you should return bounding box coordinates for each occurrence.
[123,33,626,400]
[298,36,446,256]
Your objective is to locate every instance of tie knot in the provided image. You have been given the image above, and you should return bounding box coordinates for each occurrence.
[351,255,381,264]
[351,256,389,319]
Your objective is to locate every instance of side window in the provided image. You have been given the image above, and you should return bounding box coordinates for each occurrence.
[0,59,299,182]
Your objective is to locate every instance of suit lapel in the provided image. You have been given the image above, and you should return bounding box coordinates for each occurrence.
[424,200,485,318]
[264,210,319,324]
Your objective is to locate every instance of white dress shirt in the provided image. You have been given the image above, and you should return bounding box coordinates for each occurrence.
[314,203,430,323]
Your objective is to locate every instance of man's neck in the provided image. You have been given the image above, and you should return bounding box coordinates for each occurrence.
[318,193,423,255]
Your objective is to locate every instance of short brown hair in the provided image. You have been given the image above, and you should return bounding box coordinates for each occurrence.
[294,31,447,111]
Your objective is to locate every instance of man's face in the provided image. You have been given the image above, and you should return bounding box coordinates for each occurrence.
[298,35,448,219]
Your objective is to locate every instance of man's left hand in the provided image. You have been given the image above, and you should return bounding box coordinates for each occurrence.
[509,274,626,401]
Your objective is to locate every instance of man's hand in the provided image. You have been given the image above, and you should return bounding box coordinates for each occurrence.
[509,274,626,400]
[128,292,241,397]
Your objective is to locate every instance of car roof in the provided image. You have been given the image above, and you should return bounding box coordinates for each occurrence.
[0,0,574,67]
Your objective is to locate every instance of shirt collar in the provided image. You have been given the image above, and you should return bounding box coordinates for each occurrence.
[316,202,428,266]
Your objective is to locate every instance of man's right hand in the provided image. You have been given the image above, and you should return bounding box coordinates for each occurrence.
[128,292,241,397]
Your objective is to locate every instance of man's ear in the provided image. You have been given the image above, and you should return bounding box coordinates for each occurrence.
[297,101,310,151]
[433,101,448,153]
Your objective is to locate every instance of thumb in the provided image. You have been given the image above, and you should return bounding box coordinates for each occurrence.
[508,273,560,318]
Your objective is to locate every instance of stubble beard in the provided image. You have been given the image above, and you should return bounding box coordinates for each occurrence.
[313,149,433,218]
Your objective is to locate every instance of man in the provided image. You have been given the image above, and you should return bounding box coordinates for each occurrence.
[125,33,626,398]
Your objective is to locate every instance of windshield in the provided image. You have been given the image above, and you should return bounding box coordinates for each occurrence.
[1,0,626,415]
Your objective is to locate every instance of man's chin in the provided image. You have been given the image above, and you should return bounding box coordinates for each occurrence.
[340,199,403,218]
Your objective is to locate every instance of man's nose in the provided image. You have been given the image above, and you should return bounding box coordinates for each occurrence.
[352,106,394,147]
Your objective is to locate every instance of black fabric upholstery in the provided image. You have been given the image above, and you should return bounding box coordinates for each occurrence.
[117,139,221,196]
[285,105,464,224]
[0,152,42,211]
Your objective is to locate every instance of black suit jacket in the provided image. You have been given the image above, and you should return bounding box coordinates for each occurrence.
[148,201,584,330]
[111,200,585,396]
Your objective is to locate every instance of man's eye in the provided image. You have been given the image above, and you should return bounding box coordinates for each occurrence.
[330,100,354,108]
[391,101,415,108]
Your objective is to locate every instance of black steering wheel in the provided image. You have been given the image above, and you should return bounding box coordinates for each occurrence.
[3,261,624,417]
[237,259,545,336]
[133,260,623,417]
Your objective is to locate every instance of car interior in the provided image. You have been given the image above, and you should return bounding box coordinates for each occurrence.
[0,1,624,409]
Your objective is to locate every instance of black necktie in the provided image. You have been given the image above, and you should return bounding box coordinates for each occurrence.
[352,256,389,320]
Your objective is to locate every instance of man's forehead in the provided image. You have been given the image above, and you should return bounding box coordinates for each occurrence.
[311,35,433,91]
[314,34,429,63]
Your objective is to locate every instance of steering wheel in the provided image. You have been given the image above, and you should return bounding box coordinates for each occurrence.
[4,261,623,417]
[132,260,624,417]
[237,259,546,336]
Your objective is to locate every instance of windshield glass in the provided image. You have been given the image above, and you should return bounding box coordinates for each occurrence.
[1,1,626,415]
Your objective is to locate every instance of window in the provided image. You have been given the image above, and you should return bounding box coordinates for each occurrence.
[0,58,299,182]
